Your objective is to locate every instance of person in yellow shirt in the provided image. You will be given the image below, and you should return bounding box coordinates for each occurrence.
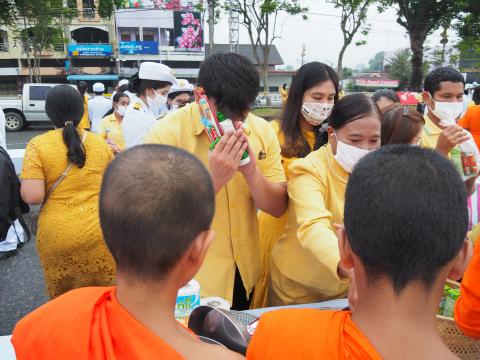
[269,93,381,306]
[252,62,339,309]
[420,67,479,195]
[145,53,288,310]
[279,83,288,105]
[98,92,130,154]
[77,81,90,130]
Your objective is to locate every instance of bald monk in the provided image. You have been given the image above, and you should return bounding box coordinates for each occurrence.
[247,146,472,360]
[455,242,480,339]
[12,144,243,360]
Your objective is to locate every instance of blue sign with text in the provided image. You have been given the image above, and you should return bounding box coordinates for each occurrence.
[68,44,112,57]
[119,41,159,55]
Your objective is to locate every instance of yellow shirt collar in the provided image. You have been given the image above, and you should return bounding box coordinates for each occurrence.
[423,113,443,136]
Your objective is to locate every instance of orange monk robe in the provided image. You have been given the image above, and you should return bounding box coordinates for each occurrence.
[455,243,480,339]
[12,287,186,360]
[246,309,382,360]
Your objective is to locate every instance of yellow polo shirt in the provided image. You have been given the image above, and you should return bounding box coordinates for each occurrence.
[420,114,442,149]
[144,103,286,303]
[269,144,349,306]
[78,95,90,130]
[98,113,126,151]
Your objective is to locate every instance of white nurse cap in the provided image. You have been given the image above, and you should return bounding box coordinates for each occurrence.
[139,62,177,85]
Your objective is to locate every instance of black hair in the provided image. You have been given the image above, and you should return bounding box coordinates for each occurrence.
[45,85,86,168]
[473,87,480,105]
[314,93,381,149]
[371,89,400,104]
[168,90,193,100]
[99,144,215,281]
[198,53,259,119]
[77,81,88,97]
[281,62,339,158]
[118,83,130,93]
[94,91,104,96]
[282,83,287,89]
[424,67,465,96]
[128,71,171,96]
[345,145,468,294]
[103,92,129,118]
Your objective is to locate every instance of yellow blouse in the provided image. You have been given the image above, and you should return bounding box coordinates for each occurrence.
[98,113,126,151]
[270,143,349,305]
[78,95,90,130]
[251,120,316,309]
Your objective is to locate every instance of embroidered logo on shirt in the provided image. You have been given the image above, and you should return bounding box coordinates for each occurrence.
[133,103,141,110]
[258,151,266,160]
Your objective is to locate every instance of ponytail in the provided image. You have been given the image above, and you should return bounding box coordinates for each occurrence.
[62,122,86,168]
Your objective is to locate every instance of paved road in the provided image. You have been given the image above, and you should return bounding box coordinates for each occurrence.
[6,126,52,149]
[0,234,48,336]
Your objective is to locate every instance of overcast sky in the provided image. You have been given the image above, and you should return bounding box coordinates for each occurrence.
[207,0,452,69]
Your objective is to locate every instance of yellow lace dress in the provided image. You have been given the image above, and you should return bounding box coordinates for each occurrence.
[251,121,315,308]
[21,129,116,298]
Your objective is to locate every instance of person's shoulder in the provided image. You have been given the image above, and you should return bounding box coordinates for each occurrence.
[152,103,197,133]
[14,287,112,334]
[289,146,327,174]
[27,130,58,147]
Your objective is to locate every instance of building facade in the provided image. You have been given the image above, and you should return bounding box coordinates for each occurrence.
[0,0,204,94]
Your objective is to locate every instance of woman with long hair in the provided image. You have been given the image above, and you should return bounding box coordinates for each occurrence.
[20,85,116,298]
[269,93,381,306]
[381,105,424,146]
[252,62,339,308]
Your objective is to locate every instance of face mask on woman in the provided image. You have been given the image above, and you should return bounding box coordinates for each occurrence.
[333,132,372,173]
[115,105,128,117]
[301,102,334,126]
[147,89,168,113]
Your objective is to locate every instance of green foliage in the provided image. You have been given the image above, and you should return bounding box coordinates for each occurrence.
[327,0,374,78]
[0,0,16,26]
[368,51,385,72]
[342,67,354,78]
[387,48,412,89]
[97,0,126,18]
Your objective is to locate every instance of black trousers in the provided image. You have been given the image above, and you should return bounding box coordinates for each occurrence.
[231,267,253,311]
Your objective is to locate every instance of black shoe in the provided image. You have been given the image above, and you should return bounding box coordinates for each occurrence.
[0,249,17,260]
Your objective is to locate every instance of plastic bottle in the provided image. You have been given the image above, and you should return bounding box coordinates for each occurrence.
[216,112,250,166]
[175,279,200,320]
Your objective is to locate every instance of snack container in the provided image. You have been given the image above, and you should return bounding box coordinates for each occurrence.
[175,279,201,320]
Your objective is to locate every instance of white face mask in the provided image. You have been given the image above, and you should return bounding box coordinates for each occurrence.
[301,102,334,126]
[171,104,179,111]
[147,89,168,112]
[333,132,372,173]
[428,96,463,126]
[115,105,127,117]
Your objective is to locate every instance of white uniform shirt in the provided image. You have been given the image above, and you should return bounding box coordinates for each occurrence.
[122,95,155,149]
[88,95,112,133]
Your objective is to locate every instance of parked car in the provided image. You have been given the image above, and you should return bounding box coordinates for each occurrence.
[255,93,282,108]
[0,83,76,132]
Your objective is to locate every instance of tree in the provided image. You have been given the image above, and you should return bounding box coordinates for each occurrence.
[0,0,16,27]
[227,0,308,95]
[97,0,126,18]
[387,48,411,89]
[328,0,373,80]
[455,2,480,58]
[342,67,354,78]
[378,0,466,91]
[368,51,385,72]
[13,0,77,83]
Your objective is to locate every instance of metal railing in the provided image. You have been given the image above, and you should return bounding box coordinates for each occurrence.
[82,8,96,19]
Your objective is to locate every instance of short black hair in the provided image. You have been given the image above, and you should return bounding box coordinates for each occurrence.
[371,89,400,104]
[168,90,193,101]
[198,53,259,119]
[99,145,215,281]
[77,81,88,96]
[424,67,465,96]
[344,145,468,294]
[128,72,171,96]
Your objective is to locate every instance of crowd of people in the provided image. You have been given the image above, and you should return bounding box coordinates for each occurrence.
[4,52,480,358]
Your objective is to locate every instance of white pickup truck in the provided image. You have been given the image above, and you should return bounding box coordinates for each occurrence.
[0,83,75,132]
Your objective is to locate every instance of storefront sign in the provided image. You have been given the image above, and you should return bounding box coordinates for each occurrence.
[119,41,159,55]
[68,44,112,57]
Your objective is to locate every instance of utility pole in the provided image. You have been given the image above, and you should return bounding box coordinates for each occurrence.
[301,43,306,66]
[208,0,214,55]
[228,3,239,54]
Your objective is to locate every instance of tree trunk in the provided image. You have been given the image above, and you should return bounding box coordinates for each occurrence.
[409,30,427,91]
[337,44,347,80]
[208,0,214,55]
[262,46,270,104]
